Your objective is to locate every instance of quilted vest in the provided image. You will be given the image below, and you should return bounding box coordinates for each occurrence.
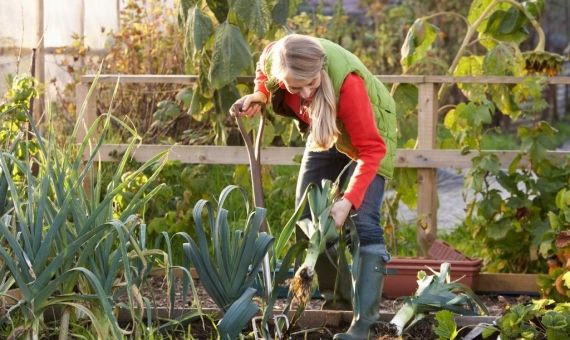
[264,38,396,179]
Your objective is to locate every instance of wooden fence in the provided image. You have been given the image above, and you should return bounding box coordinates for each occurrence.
[76,75,570,255]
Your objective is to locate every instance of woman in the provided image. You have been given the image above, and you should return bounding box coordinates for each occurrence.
[232,34,396,339]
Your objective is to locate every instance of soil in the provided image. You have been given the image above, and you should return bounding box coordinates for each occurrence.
[141,275,531,315]
[132,275,531,339]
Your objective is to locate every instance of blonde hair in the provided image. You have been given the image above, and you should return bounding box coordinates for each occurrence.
[271,34,338,150]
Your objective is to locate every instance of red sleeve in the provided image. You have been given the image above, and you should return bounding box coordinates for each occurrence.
[254,43,274,98]
[337,73,386,209]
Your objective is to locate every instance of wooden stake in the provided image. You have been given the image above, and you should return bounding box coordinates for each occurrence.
[416,83,439,256]
[33,0,45,127]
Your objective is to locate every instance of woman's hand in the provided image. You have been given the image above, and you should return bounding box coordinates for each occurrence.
[230,92,267,117]
[330,198,353,228]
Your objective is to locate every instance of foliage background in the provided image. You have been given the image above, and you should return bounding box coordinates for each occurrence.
[5,0,570,272]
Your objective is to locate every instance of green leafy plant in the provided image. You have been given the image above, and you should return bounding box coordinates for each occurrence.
[183,185,274,339]
[288,179,341,307]
[178,0,302,145]
[538,190,570,301]
[483,299,570,339]
[389,262,488,336]
[433,310,461,340]
[0,75,205,338]
[464,123,570,273]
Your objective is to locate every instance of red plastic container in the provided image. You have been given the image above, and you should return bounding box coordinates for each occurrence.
[428,240,470,261]
[383,257,482,299]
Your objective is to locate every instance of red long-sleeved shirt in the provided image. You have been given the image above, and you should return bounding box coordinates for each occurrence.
[254,46,386,209]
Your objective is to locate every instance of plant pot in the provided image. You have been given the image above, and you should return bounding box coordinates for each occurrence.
[383,257,483,299]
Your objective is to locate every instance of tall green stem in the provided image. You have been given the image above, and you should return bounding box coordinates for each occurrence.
[447,0,500,77]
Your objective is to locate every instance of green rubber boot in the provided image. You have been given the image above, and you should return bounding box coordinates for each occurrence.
[333,250,386,340]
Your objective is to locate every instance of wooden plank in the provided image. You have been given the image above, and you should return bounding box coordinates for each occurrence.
[424,75,570,85]
[81,74,200,84]
[80,74,570,85]
[396,149,570,168]
[94,144,305,165]
[75,83,96,143]
[89,145,570,167]
[0,46,108,56]
[33,0,45,127]
[416,83,439,256]
[376,75,425,83]
[474,273,539,294]
[82,75,253,84]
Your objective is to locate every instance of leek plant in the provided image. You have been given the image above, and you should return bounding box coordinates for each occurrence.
[389,262,488,336]
[290,179,342,308]
[0,75,184,339]
[183,185,274,339]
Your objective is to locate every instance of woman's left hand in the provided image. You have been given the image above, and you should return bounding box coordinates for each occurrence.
[330,198,353,228]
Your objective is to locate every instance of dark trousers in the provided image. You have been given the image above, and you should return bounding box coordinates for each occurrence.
[295,146,386,246]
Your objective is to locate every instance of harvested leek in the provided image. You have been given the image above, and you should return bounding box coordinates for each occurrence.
[390,262,488,335]
[290,179,342,307]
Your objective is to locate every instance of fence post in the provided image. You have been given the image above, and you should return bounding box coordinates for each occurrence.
[416,82,438,256]
[75,82,96,144]
[75,81,97,196]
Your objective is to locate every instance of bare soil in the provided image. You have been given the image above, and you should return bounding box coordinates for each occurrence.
[141,275,531,315]
[133,275,530,339]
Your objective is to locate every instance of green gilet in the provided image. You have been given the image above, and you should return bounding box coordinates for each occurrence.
[264,38,397,180]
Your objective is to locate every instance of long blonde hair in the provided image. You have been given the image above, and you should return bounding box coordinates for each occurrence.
[271,34,338,150]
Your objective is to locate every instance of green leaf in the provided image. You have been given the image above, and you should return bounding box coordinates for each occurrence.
[272,0,301,26]
[232,0,270,37]
[468,0,510,33]
[454,56,486,103]
[395,168,418,209]
[556,189,569,210]
[508,153,522,174]
[485,8,522,36]
[213,83,241,116]
[393,84,418,118]
[176,88,194,107]
[487,220,511,240]
[482,325,499,338]
[178,0,197,26]
[563,272,570,290]
[153,100,181,122]
[542,311,568,330]
[545,328,569,340]
[206,0,229,23]
[209,22,252,90]
[218,287,259,340]
[400,18,439,71]
[185,6,213,54]
[523,0,544,19]
[490,84,520,119]
[482,4,531,46]
[483,43,518,76]
[434,310,459,340]
[444,102,491,135]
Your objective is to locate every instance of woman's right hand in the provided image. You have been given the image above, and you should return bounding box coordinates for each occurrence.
[230,92,267,118]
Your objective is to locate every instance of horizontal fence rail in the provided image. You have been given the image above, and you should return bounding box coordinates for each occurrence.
[81,74,570,85]
[76,74,570,255]
[95,144,568,168]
